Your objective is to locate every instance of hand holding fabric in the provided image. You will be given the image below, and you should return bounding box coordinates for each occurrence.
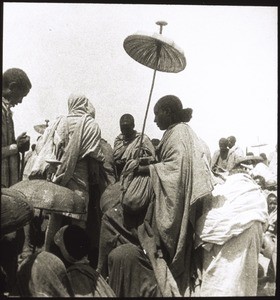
[17,132,30,153]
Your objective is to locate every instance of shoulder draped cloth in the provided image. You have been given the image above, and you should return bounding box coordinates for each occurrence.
[138,123,214,296]
[53,114,104,187]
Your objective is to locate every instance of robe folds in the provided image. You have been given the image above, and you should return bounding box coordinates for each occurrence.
[195,173,269,296]
[149,123,214,287]
[16,251,74,297]
[67,262,116,297]
[98,122,214,297]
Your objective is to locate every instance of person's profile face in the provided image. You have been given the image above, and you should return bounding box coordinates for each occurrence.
[227,138,234,148]
[9,85,30,107]
[154,105,170,131]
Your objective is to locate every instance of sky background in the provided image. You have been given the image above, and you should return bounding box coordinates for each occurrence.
[3,3,278,156]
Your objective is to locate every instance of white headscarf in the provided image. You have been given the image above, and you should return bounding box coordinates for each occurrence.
[68,93,95,118]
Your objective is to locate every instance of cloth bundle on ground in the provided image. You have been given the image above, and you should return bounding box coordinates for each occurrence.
[195,172,269,296]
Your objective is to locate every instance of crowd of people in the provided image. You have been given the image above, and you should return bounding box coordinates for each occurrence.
[1,68,277,297]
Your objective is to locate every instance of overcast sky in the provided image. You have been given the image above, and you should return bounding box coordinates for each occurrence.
[3,3,278,156]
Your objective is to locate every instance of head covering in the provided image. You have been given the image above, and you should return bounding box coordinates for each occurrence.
[54,225,90,264]
[68,93,95,118]
[17,251,74,297]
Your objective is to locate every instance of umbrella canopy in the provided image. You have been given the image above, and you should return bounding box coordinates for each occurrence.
[123,21,186,158]
[34,120,49,135]
[34,124,47,135]
[1,188,34,236]
[123,32,186,73]
[10,179,86,214]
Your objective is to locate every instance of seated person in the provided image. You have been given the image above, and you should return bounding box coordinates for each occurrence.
[266,192,277,235]
[211,138,229,173]
[54,225,116,297]
[113,114,140,179]
[16,251,74,297]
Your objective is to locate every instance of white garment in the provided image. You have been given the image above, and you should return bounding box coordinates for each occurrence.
[268,151,277,176]
[196,173,268,245]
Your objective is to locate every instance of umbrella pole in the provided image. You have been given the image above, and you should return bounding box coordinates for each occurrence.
[136,67,158,159]
[136,45,161,159]
[135,21,169,159]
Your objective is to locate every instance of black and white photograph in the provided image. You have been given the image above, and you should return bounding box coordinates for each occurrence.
[1,2,277,297]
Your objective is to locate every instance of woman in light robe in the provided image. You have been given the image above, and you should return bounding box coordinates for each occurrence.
[29,94,105,256]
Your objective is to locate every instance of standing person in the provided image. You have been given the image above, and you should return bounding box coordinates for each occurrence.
[98,95,214,297]
[29,94,105,258]
[112,114,140,180]
[2,68,31,188]
[211,138,229,172]
[1,68,32,293]
[227,135,244,170]
[138,95,214,296]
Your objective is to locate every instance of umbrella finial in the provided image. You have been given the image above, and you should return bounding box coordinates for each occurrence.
[156,21,168,34]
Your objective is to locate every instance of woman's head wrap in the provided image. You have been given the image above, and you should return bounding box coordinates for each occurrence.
[68,93,95,118]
